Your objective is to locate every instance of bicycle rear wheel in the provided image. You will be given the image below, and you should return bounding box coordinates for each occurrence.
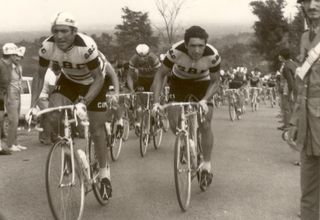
[88,137,109,206]
[46,139,85,220]
[122,119,130,141]
[174,133,191,212]
[110,121,123,161]
[140,110,150,157]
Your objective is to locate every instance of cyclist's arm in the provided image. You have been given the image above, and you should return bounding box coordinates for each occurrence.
[152,64,171,103]
[31,65,47,107]
[202,71,221,101]
[126,69,136,93]
[105,62,119,94]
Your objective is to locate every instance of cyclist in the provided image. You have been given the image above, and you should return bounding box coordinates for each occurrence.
[228,67,246,114]
[127,44,161,131]
[152,25,221,188]
[30,12,118,200]
[248,68,262,104]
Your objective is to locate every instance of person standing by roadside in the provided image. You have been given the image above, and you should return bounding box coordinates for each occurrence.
[0,43,18,155]
[289,0,320,219]
[277,48,297,131]
[5,46,27,152]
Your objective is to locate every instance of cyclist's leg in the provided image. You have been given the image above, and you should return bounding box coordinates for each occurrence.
[87,84,112,200]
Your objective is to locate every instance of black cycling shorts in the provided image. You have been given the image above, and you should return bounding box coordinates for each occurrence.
[52,74,110,112]
[134,77,154,92]
[229,81,243,89]
[170,75,210,102]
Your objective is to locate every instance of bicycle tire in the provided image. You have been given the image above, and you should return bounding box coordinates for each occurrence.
[162,112,170,132]
[122,119,130,141]
[110,120,123,161]
[46,138,85,220]
[228,97,236,121]
[153,113,163,149]
[88,137,109,206]
[140,110,150,157]
[174,133,191,212]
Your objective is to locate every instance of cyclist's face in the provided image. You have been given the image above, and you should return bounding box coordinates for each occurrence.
[185,38,206,61]
[303,0,320,20]
[52,25,77,51]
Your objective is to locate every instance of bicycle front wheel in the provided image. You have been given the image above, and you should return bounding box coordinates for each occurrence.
[110,121,123,161]
[122,119,130,141]
[140,110,150,157]
[174,133,191,212]
[88,137,109,206]
[228,98,236,121]
[46,139,85,220]
[153,114,163,149]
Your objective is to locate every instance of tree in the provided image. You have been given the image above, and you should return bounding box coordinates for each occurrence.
[155,0,186,45]
[250,0,289,62]
[115,7,159,60]
[91,32,114,58]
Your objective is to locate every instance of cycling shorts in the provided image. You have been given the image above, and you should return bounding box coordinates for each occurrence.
[170,75,210,102]
[52,74,110,112]
[134,77,154,92]
[267,82,276,88]
[229,81,243,89]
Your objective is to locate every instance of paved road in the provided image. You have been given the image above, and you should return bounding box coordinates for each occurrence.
[0,104,301,220]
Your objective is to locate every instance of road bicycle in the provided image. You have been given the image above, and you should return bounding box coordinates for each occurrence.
[225,89,242,121]
[161,102,206,212]
[137,91,163,157]
[266,87,276,108]
[105,93,131,161]
[28,105,109,220]
[250,87,261,112]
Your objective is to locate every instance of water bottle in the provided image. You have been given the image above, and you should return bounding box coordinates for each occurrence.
[77,149,89,171]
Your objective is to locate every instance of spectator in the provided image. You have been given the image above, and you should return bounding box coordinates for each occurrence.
[0,43,18,155]
[5,45,27,152]
[278,48,297,131]
[289,0,320,219]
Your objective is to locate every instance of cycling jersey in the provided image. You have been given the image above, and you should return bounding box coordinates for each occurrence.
[129,52,161,78]
[39,33,101,85]
[163,40,220,81]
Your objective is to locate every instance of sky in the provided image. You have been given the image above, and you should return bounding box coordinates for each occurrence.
[2,0,299,32]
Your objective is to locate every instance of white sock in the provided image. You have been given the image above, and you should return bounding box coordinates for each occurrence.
[99,165,110,180]
[202,161,211,172]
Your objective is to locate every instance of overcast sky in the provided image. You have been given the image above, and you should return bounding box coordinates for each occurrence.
[2,0,299,32]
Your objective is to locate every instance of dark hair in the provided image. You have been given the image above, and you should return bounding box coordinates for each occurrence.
[279,48,291,60]
[184,26,209,44]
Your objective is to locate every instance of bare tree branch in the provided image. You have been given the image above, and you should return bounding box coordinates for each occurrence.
[154,0,187,44]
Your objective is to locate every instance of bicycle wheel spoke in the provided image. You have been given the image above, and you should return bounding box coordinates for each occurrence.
[174,135,191,211]
[46,140,85,220]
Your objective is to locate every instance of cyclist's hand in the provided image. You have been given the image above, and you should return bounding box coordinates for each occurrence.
[199,99,209,114]
[75,102,88,121]
[25,107,39,123]
[152,103,161,115]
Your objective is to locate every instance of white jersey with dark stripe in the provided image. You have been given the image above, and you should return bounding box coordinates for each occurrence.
[163,40,220,81]
[39,33,100,85]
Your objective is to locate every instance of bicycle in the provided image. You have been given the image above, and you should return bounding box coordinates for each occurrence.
[266,87,276,108]
[28,105,109,220]
[105,93,131,161]
[137,91,163,157]
[160,102,206,212]
[225,89,241,121]
[250,87,261,112]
